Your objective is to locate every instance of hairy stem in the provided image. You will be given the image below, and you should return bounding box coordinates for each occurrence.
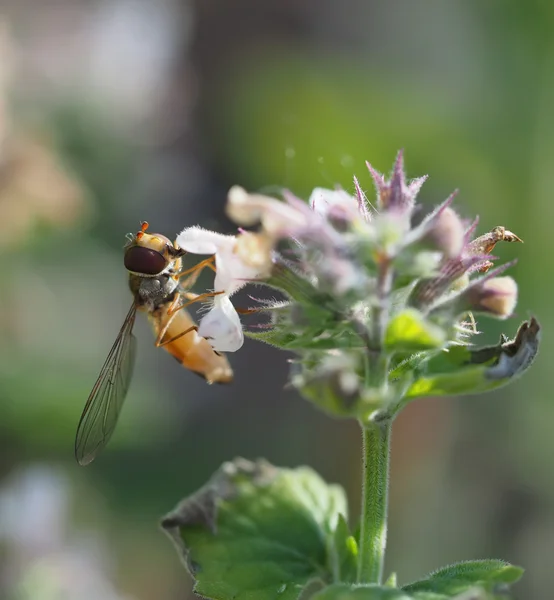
[367,256,393,387]
[357,418,392,584]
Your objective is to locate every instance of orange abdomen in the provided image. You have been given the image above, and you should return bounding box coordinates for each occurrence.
[148,305,233,384]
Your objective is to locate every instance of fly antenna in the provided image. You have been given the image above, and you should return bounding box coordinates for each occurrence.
[137,221,149,240]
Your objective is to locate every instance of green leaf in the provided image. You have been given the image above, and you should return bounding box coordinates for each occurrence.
[402,559,524,597]
[290,559,523,600]
[162,458,348,600]
[312,584,412,599]
[403,317,540,400]
[246,326,362,351]
[329,514,358,583]
[385,309,447,353]
[405,365,500,399]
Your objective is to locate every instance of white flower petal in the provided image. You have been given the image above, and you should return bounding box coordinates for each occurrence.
[213,250,241,294]
[309,188,359,219]
[177,226,235,255]
[227,186,308,236]
[177,226,256,295]
[198,295,244,352]
[215,243,263,296]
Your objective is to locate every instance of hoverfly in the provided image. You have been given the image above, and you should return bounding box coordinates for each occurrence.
[75,222,232,466]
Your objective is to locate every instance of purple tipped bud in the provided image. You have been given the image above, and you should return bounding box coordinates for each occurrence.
[388,150,406,209]
[462,276,518,318]
[464,216,480,242]
[409,255,484,309]
[366,150,428,214]
[408,175,429,202]
[353,176,372,222]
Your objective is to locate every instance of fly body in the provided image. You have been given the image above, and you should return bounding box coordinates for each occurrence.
[75,222,231,466]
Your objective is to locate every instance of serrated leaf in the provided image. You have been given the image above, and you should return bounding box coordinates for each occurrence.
[329,514,358,583]
[404,318,540,400]
[162,458,348,600]
[385,309,446,353]
[312,583,412,599]
[402,559,524,597]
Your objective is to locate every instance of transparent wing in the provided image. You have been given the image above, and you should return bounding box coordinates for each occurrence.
[75,304,137,465]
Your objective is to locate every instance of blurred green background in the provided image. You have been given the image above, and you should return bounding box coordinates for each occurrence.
[0,1,552,598]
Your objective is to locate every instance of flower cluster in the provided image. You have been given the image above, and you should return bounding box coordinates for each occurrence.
[178,152,538,420]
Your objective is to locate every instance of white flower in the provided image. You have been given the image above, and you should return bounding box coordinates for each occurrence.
[308,187,360,221]
[226,185,368,296]
[176,226,268,353]
[197,295,244,352]
[177,185,370,352]
[177,227,265,295]
[226,185,309,238]
[227,185,352,251]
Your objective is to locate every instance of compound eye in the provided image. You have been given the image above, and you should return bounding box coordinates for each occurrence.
[124,246,167,275]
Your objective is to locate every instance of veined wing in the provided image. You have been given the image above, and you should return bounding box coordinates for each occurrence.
[75,303,137,465]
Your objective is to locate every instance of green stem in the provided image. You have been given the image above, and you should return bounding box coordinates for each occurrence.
[357,418,392,584]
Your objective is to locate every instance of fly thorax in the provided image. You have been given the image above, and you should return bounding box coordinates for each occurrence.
[130,273,178,309]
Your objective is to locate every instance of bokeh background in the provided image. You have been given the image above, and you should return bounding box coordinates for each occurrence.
[0,1,551,598]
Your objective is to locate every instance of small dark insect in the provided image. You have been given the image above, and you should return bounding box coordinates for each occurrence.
[75,222,232,466]
[469,226,523,273]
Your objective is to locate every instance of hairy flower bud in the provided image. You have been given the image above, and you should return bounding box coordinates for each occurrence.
[367,150,428,213]
[421,205,465,259]
[462,276,518,319]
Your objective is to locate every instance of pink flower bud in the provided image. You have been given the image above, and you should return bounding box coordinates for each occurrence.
[463,276,518,319]
[422,206,465,259]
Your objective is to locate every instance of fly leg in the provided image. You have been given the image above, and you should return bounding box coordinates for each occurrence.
[154,295,183,347]
[156,255,218,347]
[154,290,226,347]
[167,290,225,317]
[174,256,216,289]
[182,292,200,301]
[155,324,198,347]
